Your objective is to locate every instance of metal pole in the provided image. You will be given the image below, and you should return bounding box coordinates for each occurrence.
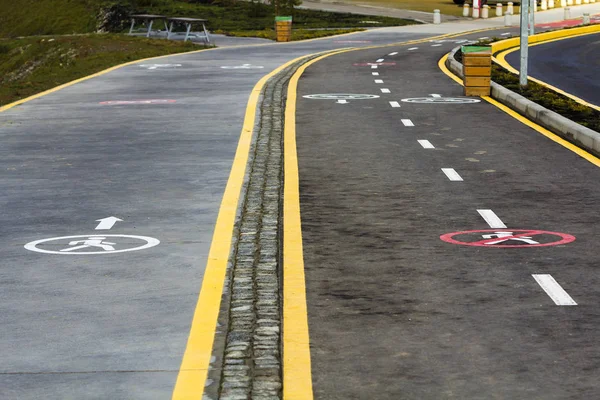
[529,0,535,35]
[520,0,530,87]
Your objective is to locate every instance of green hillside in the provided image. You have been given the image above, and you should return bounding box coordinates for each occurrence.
[0,0,417,38]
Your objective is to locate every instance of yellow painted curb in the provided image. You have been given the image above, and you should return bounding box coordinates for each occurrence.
[438,53,600,168]
[493,30,600,111]
[170,52,322,400]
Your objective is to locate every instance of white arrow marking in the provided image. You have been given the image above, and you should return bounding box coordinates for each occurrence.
[336,100,348,104]
[95,216,123,230]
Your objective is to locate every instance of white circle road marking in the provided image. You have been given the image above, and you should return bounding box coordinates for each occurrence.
[220,64,264,69]
[24,234,160,255]
[303,94,380,100]
[99,99,176,105]
[401,97,481,104]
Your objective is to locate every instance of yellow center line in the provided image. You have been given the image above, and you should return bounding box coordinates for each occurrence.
[438,53,600,168]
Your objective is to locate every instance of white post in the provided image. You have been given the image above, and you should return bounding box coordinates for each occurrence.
[567,0,574,5]
[505,12,513,26]
[564,6,571,18]
[482,5,489,18]
[529,0,536,34]
[463,3,470,17]
[541,0,548,10]
[473,6,480,18]
[575,0,582,4]
[549,0,555,7]
[583,12,591,23]
[520,0,529,87]
[561,0,567,6]
[507,2,514,14]
[496,3,503,16]
[584,0,590,4]
[433,9,441,24]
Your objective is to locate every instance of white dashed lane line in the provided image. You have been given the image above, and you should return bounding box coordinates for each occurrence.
[401,119,414,127]
[532,274,578,306]
[477,209,507,229]
[389,101,401,108]
[376,58,384,62]
[501,32,511,36]
[441,168,463,181]
[479,36,489,40]
[431,44,442,47]
[371,65,378,69]
[381,88,391,93]
[388,52,398,56]
[372,72,379,76]
[374,79,383,84]
[418,140,435,149]
[408,47,419,51]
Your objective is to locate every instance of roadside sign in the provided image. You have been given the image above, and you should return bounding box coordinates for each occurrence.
[440,229,576,248]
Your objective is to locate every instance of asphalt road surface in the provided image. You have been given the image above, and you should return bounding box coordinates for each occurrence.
[296,32,600,399]
[0,24,510,399]
[505,32,600,106]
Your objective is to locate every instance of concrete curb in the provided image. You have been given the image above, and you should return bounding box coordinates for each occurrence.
[446,46,600,156]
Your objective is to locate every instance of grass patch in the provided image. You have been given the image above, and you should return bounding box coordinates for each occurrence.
[0,34,201,107]
[0,0,418,39]
[214,28,365,40]
[454,47,600,132]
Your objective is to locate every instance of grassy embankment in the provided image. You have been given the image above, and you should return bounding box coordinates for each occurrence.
[0,0,418,107]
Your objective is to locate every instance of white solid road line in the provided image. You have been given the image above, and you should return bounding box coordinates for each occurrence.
[371,65,378,69]
[376,58,384,62]
[372,72,379,76]
[388,52,398,56]
[408,47,418,51]
[441,168,463,181]
[418,140,435,149]
[532,274,577,306]
[374,79,384,84]
[381,88,391,93]
[401,119,414,127]
[477,209,507,229]
[389,101,401,108]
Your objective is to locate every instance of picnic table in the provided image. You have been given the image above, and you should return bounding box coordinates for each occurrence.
[166,17,211,44]
[129,14,168,38]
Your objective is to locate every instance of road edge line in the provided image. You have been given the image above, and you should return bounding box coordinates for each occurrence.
[171,53,322,400]
[438,53,600,168]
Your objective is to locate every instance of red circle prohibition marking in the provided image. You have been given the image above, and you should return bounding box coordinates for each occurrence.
[440,229,576,248]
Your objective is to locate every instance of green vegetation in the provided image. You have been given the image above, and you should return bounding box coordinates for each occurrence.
[0,0,417,38]
[0,34,198,106]
[454,47,600,133]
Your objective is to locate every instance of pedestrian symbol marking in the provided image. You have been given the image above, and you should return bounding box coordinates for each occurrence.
[440,229,575,248]
[60,236,116,252]
[303,94,379,104]
[25,234,160,255]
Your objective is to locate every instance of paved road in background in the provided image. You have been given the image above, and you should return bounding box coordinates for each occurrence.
[0,23,521,399]
[505,32,600,107]
[296,30,600,399]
